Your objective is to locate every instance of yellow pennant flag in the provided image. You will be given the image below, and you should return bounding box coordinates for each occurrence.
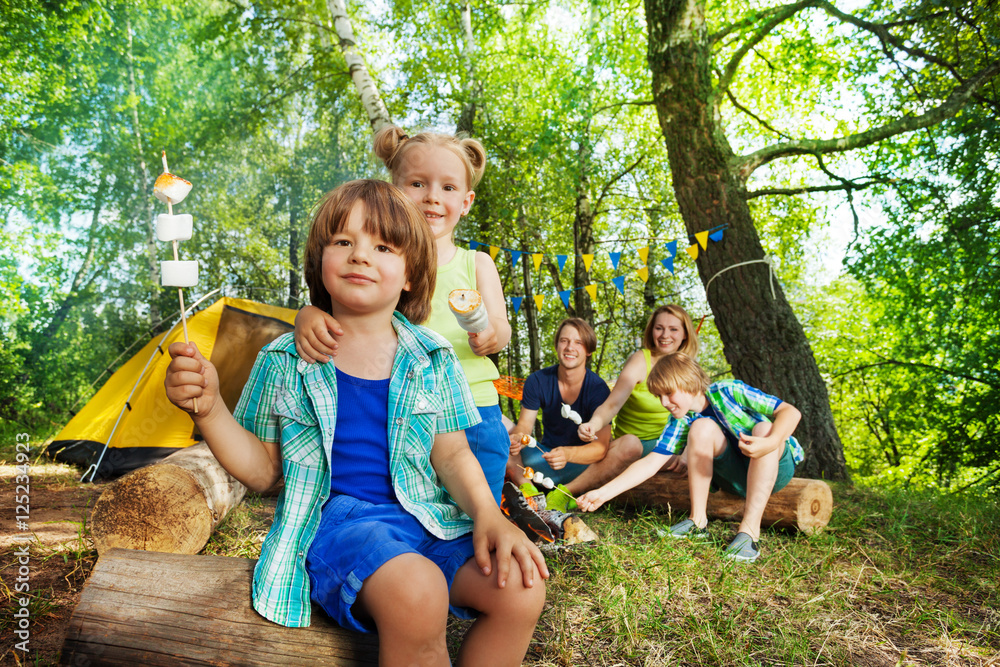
[582,254,594,272]
[489,245,500,260]
[533,294,545,310]
[695,231,709,250]
[532,253,543,271]
[637,246,649,265]
[686,244,699,260]
[585,284,597,300]
[636,266,649,283]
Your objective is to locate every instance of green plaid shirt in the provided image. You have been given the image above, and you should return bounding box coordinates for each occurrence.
[653,380,804,465]
[233,313,481,628]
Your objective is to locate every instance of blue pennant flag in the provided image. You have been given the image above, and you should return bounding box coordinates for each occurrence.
[559,290,572,309]
[664,240,677,258]
[609,252,622,270]
[557,254,568,271]
[611,275,626,294]
[511,296,523,314]
[469,240,480,251]
[660,256,675,275]
[709,229,724,242]
[510,250,523,265]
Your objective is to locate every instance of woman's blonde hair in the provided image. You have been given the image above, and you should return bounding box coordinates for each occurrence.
[646,353,711,397]
[373,124,487,190]
[642,304,699,358]
[304,180,436,323]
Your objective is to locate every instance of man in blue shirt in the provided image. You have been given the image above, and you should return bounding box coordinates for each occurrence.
[508,318,641,506]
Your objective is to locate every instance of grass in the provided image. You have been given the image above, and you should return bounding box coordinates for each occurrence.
[4,458,999,666]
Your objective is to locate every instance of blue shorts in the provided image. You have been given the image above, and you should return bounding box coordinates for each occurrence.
[306,495,476,633]
[712,437,797,498]
[465,404,508,504]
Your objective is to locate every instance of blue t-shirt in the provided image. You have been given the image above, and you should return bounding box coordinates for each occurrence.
[520,364,611,449]
[329,367,395,505]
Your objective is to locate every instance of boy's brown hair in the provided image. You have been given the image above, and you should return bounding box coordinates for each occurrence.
[553,317,598,355]
[304,179,436,324]
[642,304,699,358]
[646,353,711,397]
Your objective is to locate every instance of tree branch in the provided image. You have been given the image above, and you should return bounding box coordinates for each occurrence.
[832,359,1000,390]
[725,86,793,140]
[733,60,1000,182]
[745,179,882,199]
[594,156,646,213]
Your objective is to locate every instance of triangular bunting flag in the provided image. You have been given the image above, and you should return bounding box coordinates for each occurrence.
[664,239,677,258]
[612,275,626,294]
[686,244,699,260]
[557,254,568,271]
[489,245,500,260]
[660,256,675,275]
[559,290,572,309]
[585,284,597,300]
[533,294,545,310]
[582,254,594,271]
[469,240,480,251]
[510,250,523,265]
[532,254,543,271]
[695,231,709,250]
[609,251,622,270]
[636,266,649,282]
[637,247,649,265]
[709,229,724,242]
[511,296,523,314]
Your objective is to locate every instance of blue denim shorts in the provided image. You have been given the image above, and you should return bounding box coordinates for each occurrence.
[464,404,508,504]
[306,495,476,633]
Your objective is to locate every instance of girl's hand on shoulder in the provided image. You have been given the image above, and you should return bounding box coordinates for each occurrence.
[467,322,499,356]
[293,305,343,363]
[165,342,221,417]
[472,512,549,589]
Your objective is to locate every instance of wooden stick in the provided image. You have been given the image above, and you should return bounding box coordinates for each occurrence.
[164,153,197,413]
[515,463,581,505]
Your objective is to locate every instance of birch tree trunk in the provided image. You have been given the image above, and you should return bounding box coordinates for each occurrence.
[324,0,392,134]
[644,0,847,479]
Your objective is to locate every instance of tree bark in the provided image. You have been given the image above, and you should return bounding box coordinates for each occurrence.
[90,443,247,555]
[613,472,833,534]
[645,0,848,479]
[61,549,379,666]
[324,0,392,134]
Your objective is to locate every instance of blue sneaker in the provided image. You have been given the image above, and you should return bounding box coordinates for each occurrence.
[668,519,709,539]
[723,532,760,562]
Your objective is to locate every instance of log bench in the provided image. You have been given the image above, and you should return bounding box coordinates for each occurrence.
[61,548,378,666]
[612,472,833,534]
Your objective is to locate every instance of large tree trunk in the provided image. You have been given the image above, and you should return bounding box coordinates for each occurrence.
[324,0,392,134]
[645,0,847,480]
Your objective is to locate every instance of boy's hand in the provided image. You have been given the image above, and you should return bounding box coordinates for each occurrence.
[738,433,780,459]
[293,305,343,363]
[165,342,221,417]
[577,420,600,443]
[542,447,568,470]
[467,322,499,356]
[662,453,688,476]
[472,512,549,589]
[577,488,608,513]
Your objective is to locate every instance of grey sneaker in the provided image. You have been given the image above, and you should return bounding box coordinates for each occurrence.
[668,519,709,539]
[723,532,760,562]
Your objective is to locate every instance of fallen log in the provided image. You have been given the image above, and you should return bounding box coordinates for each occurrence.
[90,442,246,555]
[613,472,833,534]
[61,548,378,666]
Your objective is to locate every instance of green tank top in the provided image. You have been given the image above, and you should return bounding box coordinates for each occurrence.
[613,348,671,440]
[423,247,500,407]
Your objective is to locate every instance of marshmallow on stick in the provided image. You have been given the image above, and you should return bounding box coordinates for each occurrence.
[560,403,582,425]
[156,151,198,413]
[448,288,489,334]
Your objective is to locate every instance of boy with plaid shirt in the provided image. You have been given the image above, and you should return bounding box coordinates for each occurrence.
[578,353,802,562]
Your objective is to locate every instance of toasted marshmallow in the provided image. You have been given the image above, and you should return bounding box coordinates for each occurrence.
[154,172,192,205]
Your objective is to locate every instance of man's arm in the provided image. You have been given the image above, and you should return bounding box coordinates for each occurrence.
[542,423,612,469]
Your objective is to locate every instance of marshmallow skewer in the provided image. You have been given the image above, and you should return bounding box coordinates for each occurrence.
[155,151,197,413]
[515,464,580,505]
[518,433,549,453]
[448,289,489,334]
[560,403,582,425]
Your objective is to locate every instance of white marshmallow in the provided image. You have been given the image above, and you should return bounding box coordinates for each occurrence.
[161,260,199,287]
[156,214,193,243]
[541,477,555,489]
[560,403,582,425]
[533,471,544,484]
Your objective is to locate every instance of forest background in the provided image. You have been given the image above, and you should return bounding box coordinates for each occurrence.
[1,0,998,495]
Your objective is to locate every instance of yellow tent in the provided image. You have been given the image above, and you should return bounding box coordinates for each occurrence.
[48,297,297,480]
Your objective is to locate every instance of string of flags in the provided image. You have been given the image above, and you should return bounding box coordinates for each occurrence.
[461,224,729,314]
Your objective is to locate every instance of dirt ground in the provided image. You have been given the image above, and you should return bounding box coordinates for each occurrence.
[1,463,106,667]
